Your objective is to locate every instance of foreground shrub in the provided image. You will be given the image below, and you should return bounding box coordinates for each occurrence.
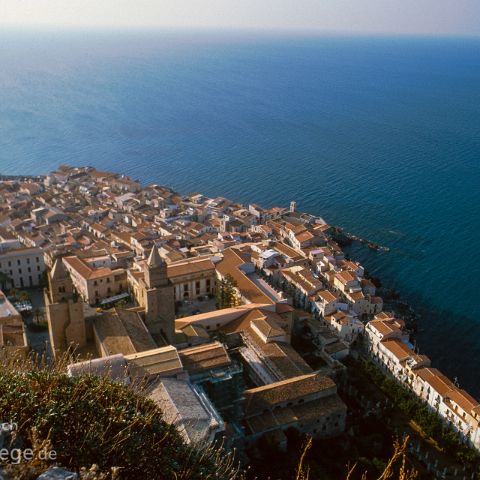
[0,356,239,480]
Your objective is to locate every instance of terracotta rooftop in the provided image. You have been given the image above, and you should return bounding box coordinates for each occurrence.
[93,308,156,357]
[415,368,455,397]
[167,256,215,279]
[368,318,403,337]
[244,373,335,415]
[381,338,414,361]
[216,248,273,305]
[247,328,313,379]
[125,345,183,378]
[178,341,231,375]
[63,255,125,281]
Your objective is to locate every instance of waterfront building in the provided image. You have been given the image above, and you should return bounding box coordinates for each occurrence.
[314,290,339,317]
[412,367,480,449]
[324,310,363,343]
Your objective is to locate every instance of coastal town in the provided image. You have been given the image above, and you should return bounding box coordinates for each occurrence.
[0,165,479,477]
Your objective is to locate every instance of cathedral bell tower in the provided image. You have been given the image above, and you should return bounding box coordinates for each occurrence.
[143,246,175,344]
[45,258,86,357]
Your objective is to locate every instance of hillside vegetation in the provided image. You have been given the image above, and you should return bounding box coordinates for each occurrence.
[0,354,239,480]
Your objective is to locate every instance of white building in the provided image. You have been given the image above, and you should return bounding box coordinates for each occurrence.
[324,310,363,343]
[314,290,338,317]
[0,247,46,289]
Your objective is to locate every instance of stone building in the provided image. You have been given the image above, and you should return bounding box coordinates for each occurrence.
[44,259,87,357]
[0,290,28,359]
[128,247,176,344]
[167,256,216,301]
[178,341,244,420]
[242,373,346,445]
[62,255,127,305]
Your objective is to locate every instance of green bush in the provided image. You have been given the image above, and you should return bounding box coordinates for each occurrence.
[0,367,238,479]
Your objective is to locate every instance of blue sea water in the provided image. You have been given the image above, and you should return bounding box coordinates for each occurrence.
[0,30,479,395]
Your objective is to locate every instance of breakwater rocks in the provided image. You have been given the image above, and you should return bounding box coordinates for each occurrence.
[332,227,389,252]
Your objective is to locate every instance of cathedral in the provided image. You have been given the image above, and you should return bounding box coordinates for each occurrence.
[138,246,176,344]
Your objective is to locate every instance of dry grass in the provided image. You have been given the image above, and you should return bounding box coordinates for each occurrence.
[296,436,418,480]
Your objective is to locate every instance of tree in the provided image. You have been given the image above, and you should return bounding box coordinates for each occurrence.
[32,307,42,324]
[19,290,30,302]
[216,274,240,309]
[0,271,12,291]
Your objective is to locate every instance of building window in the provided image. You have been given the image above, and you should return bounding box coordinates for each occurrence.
[37,266,40,271]
[17,260,21,266]
[36,257,39,263]
[27,258,30,264]
[28,267,31,272]
[18,268,22,274]
[8,261,11,267]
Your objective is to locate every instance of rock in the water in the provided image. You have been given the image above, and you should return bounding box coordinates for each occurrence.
[36,467,78,480]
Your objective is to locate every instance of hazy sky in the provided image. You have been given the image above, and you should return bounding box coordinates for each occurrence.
[1,0,479,36]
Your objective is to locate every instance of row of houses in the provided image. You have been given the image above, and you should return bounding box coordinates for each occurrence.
[366,313,480,450]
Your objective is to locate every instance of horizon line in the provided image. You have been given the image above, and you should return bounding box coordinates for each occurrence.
[1,24,479,39]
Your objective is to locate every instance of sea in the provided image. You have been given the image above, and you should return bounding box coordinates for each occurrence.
[0,29,479,396]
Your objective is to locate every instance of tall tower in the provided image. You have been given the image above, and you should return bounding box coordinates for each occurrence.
[45,259,87,357]
[144,245,169,289]
[290,201,296,213]
[49,259,75,303]
[143,246,175,344]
